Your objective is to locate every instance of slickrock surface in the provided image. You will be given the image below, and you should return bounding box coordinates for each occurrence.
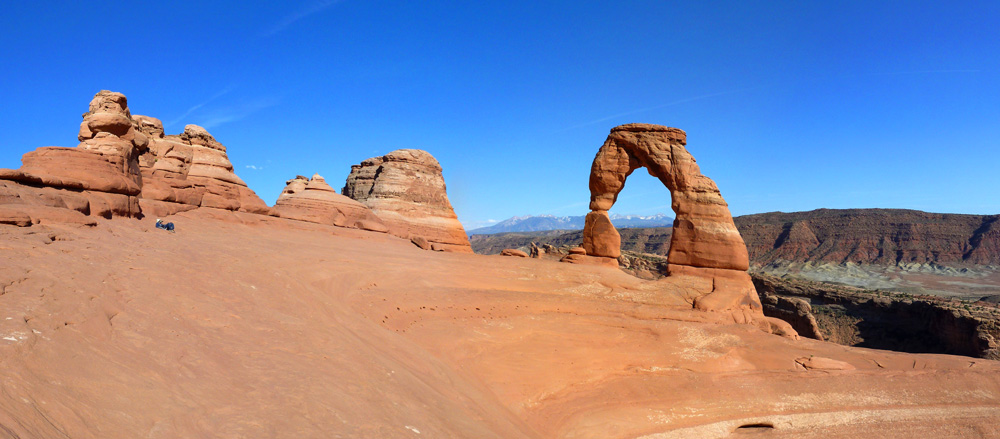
[135,117,271,217]
[1,210,999,438]
[0,91,147,219]
[273,174,388,232]
[343,149,472,252]
[583,124,766,327]
[470,227,1000,359]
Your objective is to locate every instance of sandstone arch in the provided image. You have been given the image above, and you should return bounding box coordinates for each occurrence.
[582,124,779,325]
[585,123,749,270]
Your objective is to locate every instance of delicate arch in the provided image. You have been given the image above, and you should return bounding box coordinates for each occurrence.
[584,123,749,272]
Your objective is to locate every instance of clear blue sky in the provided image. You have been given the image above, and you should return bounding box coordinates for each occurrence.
[2,1,997,229]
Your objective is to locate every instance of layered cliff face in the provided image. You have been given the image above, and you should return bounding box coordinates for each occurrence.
[737,209,1000,267]
[0,90,272,223]
[343,149,472,252]
[273,174,388,232]
[0,91,148,221]
[135,117,271,217]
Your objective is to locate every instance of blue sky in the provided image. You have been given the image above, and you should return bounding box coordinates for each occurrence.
[1,1,997,229]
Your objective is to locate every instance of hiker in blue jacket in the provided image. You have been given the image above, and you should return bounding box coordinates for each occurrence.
[155,219,175,232]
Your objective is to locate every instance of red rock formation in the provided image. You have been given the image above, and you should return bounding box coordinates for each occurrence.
[0,91,147,220]
[500,249,528,257]
[273,174,388,232]
[135,117,271,217]
[0,91,272,223]
[581,123,776,329]
[343,149,472,252]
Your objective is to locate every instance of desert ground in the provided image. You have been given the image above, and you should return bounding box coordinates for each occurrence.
[2,209,999,438]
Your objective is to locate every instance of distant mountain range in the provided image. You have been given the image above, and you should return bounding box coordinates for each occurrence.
[467,213,673,235]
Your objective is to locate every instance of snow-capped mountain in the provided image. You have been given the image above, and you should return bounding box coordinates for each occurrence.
[467,213,673,235]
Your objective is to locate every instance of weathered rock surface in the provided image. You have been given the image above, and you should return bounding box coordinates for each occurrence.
[582,123,767,326]
[135,118,271,217]
[582,210,620,258]
[795,356,856,371]
[0,91,272,222]
[410,236,432,250]
[587,124,748,270]
[273,174,388,232]
[753,272,1000,359]
[343,149,471,252]
[2,210,999,438]
[758,287,826,340]
[471,226,1000,358]
[0,91,147,219]
[500,249,528,257]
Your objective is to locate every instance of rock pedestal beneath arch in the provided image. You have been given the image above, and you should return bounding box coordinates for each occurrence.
[578,123,792,334]
[581,210,620,258]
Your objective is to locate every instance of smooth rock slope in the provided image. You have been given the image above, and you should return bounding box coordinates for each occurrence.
[1,210,998,438]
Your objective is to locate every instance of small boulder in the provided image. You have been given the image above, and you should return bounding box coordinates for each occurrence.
[500,249,528,258]
[0,207,31,226]
[411,236,431,250]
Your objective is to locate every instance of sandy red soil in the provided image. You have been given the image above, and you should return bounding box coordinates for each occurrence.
[1,209,999,438]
